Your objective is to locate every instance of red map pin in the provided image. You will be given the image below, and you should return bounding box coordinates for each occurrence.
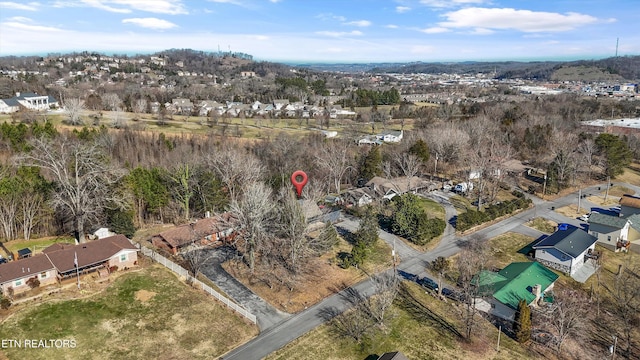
[291,170,308,198]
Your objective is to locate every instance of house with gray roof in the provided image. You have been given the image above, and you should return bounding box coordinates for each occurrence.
[532,226,597,276]
[0,92,59,113]
[588,212,630,251]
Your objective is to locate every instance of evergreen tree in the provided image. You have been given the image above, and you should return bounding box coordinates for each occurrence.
[409,139,430,163]
[359,147,382,181]
[513,299,532,343]
[595,133,632,178]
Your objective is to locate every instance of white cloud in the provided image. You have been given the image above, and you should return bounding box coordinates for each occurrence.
[2,20,63,32]
[269,0,281,2]
[470,27,493,35]
[208,0,245,6]
[439,7,599,32]
[74,0,187,14]
[316,13,346,22]
[420,27,449,34]
[315,30,363,37]
[385,24,399,29]
[396,6,410,13]
[0,2,40,11]
[345,20,371,27]
[122,17,178,30]
[420,0,489,8]
[6,16,34,22]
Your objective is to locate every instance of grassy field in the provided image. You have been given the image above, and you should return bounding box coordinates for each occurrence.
[524,218,557,234]
[267,281,543,360]
[2,237,76,258]
[487,232,536,268]
[0,265,258,360]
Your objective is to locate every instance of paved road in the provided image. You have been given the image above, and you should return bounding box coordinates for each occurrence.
[220,182,613,359]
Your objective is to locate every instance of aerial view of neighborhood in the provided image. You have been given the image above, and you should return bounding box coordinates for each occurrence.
[0,1,639,359]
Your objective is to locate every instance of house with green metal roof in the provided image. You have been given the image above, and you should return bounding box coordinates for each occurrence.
[474,262,559,321]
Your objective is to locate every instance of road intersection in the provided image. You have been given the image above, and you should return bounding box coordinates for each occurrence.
[221,182,615,359]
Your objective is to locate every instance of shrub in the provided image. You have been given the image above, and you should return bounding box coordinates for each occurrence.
[109,265,119,273]
[26,276,40,289]
[0,297,11,310]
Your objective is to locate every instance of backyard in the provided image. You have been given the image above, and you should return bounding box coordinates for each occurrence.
[0,264,258,360]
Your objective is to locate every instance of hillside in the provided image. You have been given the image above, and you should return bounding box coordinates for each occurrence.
[365,55,640,81]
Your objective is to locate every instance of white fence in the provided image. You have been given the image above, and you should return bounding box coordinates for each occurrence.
[137,245,257,324]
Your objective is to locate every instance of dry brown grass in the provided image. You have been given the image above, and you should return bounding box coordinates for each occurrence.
[223,238,393,313]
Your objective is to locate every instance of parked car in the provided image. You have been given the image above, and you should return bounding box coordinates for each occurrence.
[0,255,7,264]
[442,184,452,192]
[579,213,590,222]
[418,277,439,291]
[441,288,465,301]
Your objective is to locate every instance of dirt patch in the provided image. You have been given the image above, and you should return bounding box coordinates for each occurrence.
[135,289,156,303]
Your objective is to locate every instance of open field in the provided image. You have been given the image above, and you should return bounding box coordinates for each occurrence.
[0,265,258,360]
[223,237,393,313]
[487,232,536,268]
[2,237,76,258]
[524,218,557,234]
[267,281,545,360]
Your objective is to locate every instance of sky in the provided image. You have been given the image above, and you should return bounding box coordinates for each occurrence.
[0,0,638,63]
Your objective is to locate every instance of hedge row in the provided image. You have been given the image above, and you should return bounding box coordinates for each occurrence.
[457,196,531,232]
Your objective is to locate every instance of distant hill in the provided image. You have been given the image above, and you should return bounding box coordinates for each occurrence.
[304,56,640,81]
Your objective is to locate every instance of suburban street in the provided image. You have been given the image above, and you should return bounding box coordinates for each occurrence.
[220,182,615,359]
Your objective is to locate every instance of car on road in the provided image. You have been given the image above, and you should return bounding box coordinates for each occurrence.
[579,213,590,222]
[441,288,465,302]
[418,277,439,291]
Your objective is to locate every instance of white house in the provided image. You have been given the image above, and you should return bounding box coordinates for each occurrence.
[0,92,59,113]
[378,130,403,143]
[588,212,629,251]
[532,226,597,276]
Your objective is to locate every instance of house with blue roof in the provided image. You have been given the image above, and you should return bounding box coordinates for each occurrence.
[474,261,559,321]
[532,226,597,275]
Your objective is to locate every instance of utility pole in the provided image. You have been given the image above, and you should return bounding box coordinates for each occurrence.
[577,188,582,214]
[605,176,611,202]
[496,325,501,352]
[542,174,547,200]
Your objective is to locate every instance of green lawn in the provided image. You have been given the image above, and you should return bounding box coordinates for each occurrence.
[0,265,258,360]
[419,197,446,220]
[3,237,76,257]
[267,281,540,360]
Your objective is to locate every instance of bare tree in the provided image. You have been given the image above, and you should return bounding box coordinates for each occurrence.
[64,98,84,125]
[20,191,44,240]
[456,239,490,340]
[577,138,596,180]
[102,92,122,111]
[133,99,147,120]
[228,181,274,273]
[167,163,196,221]
[363,272,399,329]
[394,152,421,190]
[0,176,19,240]
[547,289,589,353]
[276,188,310,275]
[16,136,127,243]
[315,140,353,194]
[604,259,640,357]
[208,147,264,201]
[111,107,126,129]
[182,246,216,279]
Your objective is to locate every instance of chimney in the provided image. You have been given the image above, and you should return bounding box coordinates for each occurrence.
[532,284,542,306]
